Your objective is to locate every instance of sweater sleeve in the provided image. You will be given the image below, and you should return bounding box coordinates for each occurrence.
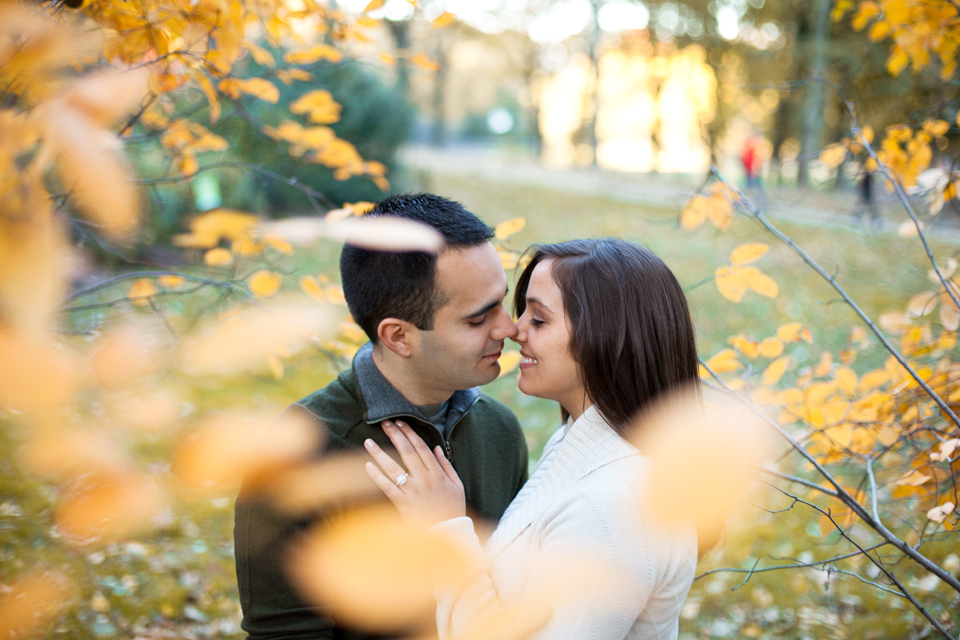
[431,477,683,640]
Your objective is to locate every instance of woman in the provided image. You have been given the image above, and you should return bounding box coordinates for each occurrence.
[364,238,699,639]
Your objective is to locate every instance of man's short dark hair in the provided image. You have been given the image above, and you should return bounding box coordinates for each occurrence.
[340,193,494,343]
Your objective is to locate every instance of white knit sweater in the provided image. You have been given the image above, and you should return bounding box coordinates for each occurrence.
[431,405,697,640]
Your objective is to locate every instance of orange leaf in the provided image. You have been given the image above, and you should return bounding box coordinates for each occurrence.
[174,411,319,488]
[0,571,72,640]
[56,471,164,540]
[50,108,140,241]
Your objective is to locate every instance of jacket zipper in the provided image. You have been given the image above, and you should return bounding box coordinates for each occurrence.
[368,395,480,465]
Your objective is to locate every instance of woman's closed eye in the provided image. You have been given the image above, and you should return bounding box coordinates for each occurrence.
[529,318,544,327]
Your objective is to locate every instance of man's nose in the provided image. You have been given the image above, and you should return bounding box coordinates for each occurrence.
[491,306,518,340]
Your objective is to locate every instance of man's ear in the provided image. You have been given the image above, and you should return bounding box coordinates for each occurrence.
[376,317,419,358]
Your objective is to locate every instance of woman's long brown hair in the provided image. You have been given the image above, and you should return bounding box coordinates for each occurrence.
[514,238,700,435]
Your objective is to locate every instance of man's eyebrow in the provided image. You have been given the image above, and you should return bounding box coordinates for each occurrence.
[463,287,509,320]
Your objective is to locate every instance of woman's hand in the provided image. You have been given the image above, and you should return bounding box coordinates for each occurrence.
[364,420,466,529]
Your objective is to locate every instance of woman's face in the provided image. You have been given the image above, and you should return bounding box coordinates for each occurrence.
[513,259,590,419]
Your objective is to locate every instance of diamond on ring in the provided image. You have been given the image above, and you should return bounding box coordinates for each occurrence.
[395,473,409,487]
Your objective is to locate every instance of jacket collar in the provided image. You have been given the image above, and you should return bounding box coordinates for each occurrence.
[353,342,481,426]
[485,404,638,558]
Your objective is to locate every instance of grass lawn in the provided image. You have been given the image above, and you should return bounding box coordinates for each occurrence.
[3,166,958,639]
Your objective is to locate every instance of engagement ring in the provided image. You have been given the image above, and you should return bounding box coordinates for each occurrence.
[395,473,408,487]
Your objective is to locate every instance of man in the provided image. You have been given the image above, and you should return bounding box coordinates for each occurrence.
[234,193,529,640]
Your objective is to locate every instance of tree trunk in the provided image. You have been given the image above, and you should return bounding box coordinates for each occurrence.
[797,0,833,186]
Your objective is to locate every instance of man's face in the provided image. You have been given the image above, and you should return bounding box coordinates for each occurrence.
[410,242,517,396]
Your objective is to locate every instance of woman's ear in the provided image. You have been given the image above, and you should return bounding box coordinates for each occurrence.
[376,317,418,358]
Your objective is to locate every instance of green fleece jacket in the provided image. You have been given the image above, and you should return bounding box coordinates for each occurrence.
[234,346,529,640]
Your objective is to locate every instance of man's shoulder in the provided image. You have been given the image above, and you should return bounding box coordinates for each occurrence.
[469,392,522,432]
[290,367,366,439]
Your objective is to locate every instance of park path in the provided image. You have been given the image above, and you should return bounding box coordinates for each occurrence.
[400,145,960,244]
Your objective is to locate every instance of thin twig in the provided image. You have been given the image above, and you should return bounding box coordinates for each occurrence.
[711,167,960,438]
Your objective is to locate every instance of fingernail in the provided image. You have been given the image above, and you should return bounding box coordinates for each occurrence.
[364,439,374,448]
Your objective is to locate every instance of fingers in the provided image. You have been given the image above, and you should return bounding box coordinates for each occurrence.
[364,437,406,481]
[364,461,405,504]
[434,446,464,489]
[380,420,430,474]
[392,420,441,471]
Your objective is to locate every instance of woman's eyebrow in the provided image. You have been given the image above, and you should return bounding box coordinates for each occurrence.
[526,296,551,313]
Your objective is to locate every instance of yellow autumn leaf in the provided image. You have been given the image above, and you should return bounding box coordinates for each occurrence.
[705,349,742,374]
[172,209,259,248]
[706,190,733,229]
[290,89,343,125]
[189,69,221,124]
[819,142,849,168]
[898,220,923,238]
[762,356,791,386]
[878,311,912,333]
[835,366,858,396]
[730,243,769,265]
[276,68,314,84]
[728,334,760,359]
[927,501,955,523]
[813,351,833,377]
[432,12,456,28]
[238,77,280,104]
[495,217,526,240]
[246,41,276,68]
[267,353,284,380]
[922,119,950,138]
[776,322,804,342]
[497,351,522,377]
[906,290,938,317]
[364,0,385,11]
[300,276,327,303]
[679,195,708,231]
[158,275,185,289]
[379,52,397,66]
[409,52,440,72]
[858,369,888,392]
[747,267,779,298]
[714,266,749,303]
[265,234,295,255]
[128,279,157,307]
[248,270,282,297]
[758,337,784,358]
[204,247,233,266]
[284,44,343,65]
